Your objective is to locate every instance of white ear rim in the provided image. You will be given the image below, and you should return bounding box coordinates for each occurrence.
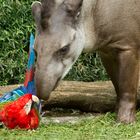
[31,1,42,8]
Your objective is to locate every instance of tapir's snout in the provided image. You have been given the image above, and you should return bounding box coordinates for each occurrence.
[35,70,61,100]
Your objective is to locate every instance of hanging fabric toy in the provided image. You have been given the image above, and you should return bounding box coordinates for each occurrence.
[0,34,41,129]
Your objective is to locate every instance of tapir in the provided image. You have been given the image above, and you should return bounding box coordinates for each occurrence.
[32,0,140,123]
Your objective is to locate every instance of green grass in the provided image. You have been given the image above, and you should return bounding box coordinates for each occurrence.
[1,112,140,140]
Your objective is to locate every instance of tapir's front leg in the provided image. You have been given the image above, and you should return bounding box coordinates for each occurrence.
[116,48,139,123]
[100,47,139,123]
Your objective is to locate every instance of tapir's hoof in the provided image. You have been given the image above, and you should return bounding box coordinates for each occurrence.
[117,108,136,124]
[117,116,136,124]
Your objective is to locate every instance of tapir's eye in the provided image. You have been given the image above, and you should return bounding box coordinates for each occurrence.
[54,44,70,57]
[59,44,70,55]
[53,44,70,59]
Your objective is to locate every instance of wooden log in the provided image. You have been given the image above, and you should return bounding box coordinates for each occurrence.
[43,81,116,112]
[1,81,140,113]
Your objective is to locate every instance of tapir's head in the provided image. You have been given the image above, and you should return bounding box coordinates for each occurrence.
[32,0,84,100]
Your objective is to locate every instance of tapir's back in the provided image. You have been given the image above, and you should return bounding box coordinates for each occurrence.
[94,0,140,48]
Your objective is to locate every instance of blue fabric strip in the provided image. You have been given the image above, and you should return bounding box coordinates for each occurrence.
[27,33,35,70]
[0,33,36,103]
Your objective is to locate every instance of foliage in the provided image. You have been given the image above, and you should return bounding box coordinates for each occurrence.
[0,0,108,86]
[65,53,108,82]
[0,0,35,85]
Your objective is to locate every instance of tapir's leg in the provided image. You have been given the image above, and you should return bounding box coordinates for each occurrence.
[100,48,139,123]
[100,52,119,111]
[100,52,119,95]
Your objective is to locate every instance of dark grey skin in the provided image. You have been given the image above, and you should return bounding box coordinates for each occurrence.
[32,0,140,123]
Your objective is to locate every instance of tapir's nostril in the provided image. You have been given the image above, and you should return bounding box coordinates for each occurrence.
[52,77,61,91]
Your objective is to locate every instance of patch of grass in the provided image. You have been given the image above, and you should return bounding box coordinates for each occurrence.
[1,112,140,140]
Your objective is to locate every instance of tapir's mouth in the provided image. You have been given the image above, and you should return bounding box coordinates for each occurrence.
[52,77,61,91]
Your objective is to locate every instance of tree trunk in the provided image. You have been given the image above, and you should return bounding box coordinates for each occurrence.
[1,81,140,113]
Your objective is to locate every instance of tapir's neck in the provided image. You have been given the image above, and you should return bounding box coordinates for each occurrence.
[80,0,97,53]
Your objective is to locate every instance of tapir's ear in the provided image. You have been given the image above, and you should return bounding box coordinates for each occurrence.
[31,1,42,32]
[63,0,83,23]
